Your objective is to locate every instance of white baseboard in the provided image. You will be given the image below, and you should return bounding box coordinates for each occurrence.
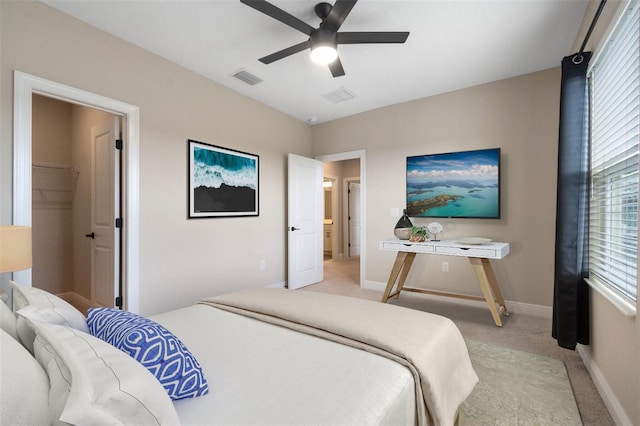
[362,280,552,318]
[267,281,286,289]
[577,344,633,426]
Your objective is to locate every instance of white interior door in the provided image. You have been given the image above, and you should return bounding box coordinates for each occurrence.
[348,181,361,257]
[90,116,120,307]
[288,154,323,289]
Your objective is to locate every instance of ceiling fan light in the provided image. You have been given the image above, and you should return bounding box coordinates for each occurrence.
[310,45,338,65]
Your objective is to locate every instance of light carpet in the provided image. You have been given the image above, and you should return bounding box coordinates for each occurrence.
[461,340,582,425]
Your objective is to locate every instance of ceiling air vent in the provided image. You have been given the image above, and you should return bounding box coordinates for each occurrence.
[322,87,356,104]
[231,69,263,86]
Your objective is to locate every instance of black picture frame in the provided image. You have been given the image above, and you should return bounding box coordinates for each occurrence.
[188,139,259,218]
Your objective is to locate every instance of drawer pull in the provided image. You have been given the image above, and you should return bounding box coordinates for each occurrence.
[459,247,470,250]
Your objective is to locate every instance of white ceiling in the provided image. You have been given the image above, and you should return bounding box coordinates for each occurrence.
[41,0,588,124]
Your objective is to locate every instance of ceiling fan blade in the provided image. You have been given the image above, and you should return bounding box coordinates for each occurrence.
[322,0,357,33]
[328,57,345,77]
[259,40,311,64]
[337,31,410,44]
[241,0,315,36]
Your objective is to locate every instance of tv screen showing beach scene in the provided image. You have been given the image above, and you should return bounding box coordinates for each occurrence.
[406,148,501,219]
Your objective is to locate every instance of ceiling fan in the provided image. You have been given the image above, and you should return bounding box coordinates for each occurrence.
[240,0,410,77]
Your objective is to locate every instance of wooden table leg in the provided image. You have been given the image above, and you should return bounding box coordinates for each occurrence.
[481,258,509,316]
[469,257,503,327]
[394,252,416,297]
[382,251,416,303]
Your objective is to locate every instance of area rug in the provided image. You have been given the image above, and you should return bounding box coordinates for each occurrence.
[460,340,582,425]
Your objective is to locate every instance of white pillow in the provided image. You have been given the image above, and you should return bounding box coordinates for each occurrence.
[0,328,50,425]
[0,300,18,341]
[22,315,181,426]
[10,281,88,353]
[32,331,73,424]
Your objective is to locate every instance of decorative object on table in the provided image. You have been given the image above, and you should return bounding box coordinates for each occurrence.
[409,226,427,242]
[188,139,259,218]
[426,222,443,241]
[0,226,33,303]
[405,148,501,219]
[393,209,413,240]
[455,237,493,245]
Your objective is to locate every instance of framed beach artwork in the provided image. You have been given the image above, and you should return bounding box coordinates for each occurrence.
[188,139,259,218]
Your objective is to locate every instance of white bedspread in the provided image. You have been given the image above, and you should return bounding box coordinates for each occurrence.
[201,289,478,426]
[151,304,417,425]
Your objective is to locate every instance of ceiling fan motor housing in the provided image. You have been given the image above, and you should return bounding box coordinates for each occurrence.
[311,28,338,50]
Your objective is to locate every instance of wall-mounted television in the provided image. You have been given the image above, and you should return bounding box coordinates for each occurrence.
[406,148,501,219]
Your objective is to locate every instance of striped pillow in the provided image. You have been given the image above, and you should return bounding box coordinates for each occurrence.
[87,307,209,400]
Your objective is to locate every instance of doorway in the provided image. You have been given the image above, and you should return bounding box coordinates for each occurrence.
[31,95,121,312]
[13,71,141,313]
[323,176,336,260]
[317,150,364,287]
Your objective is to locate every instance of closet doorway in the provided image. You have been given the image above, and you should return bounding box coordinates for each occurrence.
[13,71,140,313]
[31,94,121,313]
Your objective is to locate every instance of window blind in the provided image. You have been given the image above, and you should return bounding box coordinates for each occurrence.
[589,0,639,302]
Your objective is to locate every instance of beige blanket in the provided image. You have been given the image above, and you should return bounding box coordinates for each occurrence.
[200,288,478,426]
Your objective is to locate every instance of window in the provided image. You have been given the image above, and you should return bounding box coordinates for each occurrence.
[588,0,639,303]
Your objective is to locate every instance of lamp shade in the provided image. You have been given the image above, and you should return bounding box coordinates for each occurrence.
[0,226,32,273]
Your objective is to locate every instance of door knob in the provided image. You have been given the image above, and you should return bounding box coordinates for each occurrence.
[85,232,95,239]
[290,226,300,231]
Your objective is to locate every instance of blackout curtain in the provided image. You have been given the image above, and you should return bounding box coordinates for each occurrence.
[552,52,592,350]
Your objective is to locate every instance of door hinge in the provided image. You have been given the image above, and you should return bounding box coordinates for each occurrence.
[115,139,123,150]
[115,218,123,228]
[115,296,123,308]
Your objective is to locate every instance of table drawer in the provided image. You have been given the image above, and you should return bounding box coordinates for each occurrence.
[380,240,435,254]
[435,245,499,258]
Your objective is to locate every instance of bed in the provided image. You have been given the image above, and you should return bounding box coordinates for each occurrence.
[0,282,478,426]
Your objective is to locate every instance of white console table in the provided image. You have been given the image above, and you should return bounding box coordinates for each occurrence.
[379,239,510,326]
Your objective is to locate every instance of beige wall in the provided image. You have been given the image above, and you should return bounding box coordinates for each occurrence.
[313,68,560,306]
[1,1,311,315]
[571,1,639,424]
[342,159,360,179]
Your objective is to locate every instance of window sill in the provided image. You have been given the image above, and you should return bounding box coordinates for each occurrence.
[585,278,637,318]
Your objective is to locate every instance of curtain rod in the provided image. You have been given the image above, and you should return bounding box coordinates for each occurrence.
[579,0,607,53]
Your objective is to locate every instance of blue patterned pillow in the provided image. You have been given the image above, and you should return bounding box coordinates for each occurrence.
[87,308,208,400]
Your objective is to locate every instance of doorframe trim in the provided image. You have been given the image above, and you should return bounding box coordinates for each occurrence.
[13,71,140,313]
[344,177,361,259]
[315,150,365,286]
